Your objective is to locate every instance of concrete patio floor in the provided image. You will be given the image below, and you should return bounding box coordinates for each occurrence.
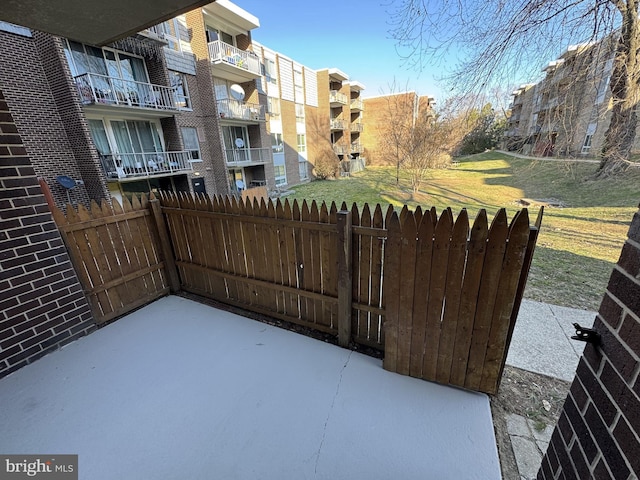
[0,296,501,479]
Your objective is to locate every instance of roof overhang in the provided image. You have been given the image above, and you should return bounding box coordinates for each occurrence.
[347,81,366,92]
[202,0,259,34]
[0,0,214,46]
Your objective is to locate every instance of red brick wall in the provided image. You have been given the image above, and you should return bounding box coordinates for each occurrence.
[538,204,640,479]
[0,29,98,209]
[0,89,94,379]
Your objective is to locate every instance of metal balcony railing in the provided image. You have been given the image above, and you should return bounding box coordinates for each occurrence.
[224,147,271,166]
[217,98,265,122]
[74,73,180,112]
[207,40,261,77]
[100,151,193,179]
[350,142,362,153]
[330,90,348,105]
[330,119,346,130]
[350,98,364,111]
[333,145,348,155]
[351,122,364,132]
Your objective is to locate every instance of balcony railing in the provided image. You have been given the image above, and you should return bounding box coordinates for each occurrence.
[330,90,348,106]
[74,73,180,112]
[333,145,348,155]
[224,147,271,166]
[351,122,364,132]
[207,40,261,79]
[350,98,364,111]
[100,151,193,179]
[350,142,362,153]
[330,118,346,130]
[217,98,265,122]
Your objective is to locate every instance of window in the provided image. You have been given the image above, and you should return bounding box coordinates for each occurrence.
[294,65,304,103]
[206,27,233,45]
[271,133,284,153]
[581,135,593,153]
[181,127,201,161]
[299,161,309,180]
[158,19,182,52]
[297,134,306,153]
[170,71,190,109]
[274,164,287,186]
[267,97,281,117]
[264,57,277,85]
[295,103,305,123]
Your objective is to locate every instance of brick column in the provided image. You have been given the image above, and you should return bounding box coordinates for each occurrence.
[0,89,95,379]
[538,204,640,479]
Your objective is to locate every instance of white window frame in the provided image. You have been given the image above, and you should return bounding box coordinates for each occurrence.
[264,57,278,85]
[271,133,284,153]
[267,97,281,117]
[274,164,287,186]
[299,161,309,180]
[170,71,190,110]
[159,19,183,52]
[296,133,306,153]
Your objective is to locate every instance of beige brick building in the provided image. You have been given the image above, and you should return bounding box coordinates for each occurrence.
[502,37,633,158]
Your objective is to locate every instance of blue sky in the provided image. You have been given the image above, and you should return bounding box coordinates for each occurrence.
[235,0,445,99]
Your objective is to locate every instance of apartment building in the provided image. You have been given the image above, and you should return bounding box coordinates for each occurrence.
[503,37,624,157]
[361,91,435,166]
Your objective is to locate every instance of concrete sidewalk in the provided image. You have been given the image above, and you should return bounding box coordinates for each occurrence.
[504,299,596,480]
[507,299,596,381]
[0,296,501,480]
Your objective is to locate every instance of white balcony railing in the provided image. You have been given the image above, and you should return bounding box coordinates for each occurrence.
[350,142,362,153]
[330,90,348,105]
[350,98,364,111]
[100,151,193,179]
[351,122,364,132]
[333,145,348,155]
[224,147,271,166]
[74,73,180,112]
[207,40,261,77]
[217,98,265,122]
[330,118,346,130]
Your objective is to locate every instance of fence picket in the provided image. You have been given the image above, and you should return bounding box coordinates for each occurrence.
[422,209,453,381]
[464,209,509,391]
[435,209,469,384]
[358,204,372,342]
[409,215,434,377]
[449,210,489,387]
[370,205,384,347]
[479,209,531,393]
[397,212,418,375]
[382,212,402,372]
[351,203,361,337]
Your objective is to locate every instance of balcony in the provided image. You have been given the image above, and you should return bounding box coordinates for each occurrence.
[208,40,261,82]
[351,122,363,133]
[329,90,348,107]
[100,151,193,179]
[330,118,347,130]
[217,99,265,123]
[333,144,348,155]
[74,73,181,115]
[224,147,271,166]
[350,98,364,111]
[350,142,362,154]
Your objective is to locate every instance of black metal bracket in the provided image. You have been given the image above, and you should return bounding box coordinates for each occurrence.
[571,323,601,346]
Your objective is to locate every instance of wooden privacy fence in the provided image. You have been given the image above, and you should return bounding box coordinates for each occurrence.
[51,191,541,394]
[158,192,542,394]
[52,195,174,325]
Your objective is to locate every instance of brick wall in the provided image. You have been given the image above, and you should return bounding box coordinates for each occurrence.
[538,204,640,480]
[0,28,95,209]
[31,32,110,207]
[184,10,230,196]
[0,89,95,379]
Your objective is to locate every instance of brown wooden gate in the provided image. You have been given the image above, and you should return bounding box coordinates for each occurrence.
[52,195,171,324]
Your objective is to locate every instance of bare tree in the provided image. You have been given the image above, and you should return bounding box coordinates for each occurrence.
[389,0,639,176]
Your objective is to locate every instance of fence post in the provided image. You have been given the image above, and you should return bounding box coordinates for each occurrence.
[337,210,353,347]
[150,198,181,293]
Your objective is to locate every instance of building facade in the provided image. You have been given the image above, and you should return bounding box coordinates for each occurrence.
[502,37,634,158]
[361,91,435,166]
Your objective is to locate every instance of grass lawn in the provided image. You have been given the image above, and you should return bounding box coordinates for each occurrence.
[288,152,640,311]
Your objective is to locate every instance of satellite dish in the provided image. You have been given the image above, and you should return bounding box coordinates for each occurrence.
[230,84,245,101]
[56,175,76,190]
[56,175,76,204]
[234,138,245,148]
